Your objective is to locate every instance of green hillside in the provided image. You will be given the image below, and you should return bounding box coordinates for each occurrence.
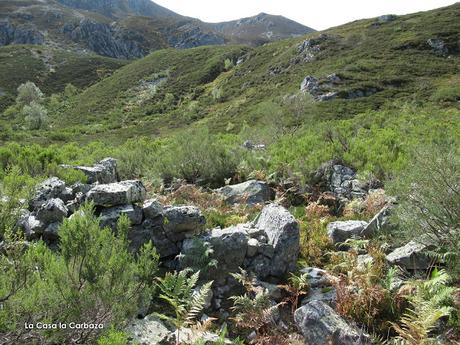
[31,3,458,142]
[0,3,459,179]
[0,45,127,111]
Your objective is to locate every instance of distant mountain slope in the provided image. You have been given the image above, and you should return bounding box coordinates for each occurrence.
[0,0,315,59]
[55,0,180,18]
[38,3,458,143]
[210,13,315,45]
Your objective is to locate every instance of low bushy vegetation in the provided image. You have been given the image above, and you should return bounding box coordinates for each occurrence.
[0,205,159,344]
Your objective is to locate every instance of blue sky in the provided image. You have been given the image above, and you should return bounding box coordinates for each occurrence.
[154,0,458,30]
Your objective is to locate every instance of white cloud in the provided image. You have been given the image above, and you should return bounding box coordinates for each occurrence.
[154,0,458,30]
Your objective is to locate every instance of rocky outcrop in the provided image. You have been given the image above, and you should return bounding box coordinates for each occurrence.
[180,204,299,283]
[63,19,146,59]
[311,160,379,200]
[216,180,274,205]
[295,301,370,345]
[327,220,368,245]
[300,74,379,101]
[0,20,44,47]
[427,38,449,56]
[386,241,432,270]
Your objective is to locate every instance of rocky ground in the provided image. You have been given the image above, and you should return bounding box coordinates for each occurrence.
[10,157,445,345]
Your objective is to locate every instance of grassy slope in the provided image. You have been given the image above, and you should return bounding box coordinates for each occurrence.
[2,3,459,146]
[0,45,127,110]
[38,3,459,143]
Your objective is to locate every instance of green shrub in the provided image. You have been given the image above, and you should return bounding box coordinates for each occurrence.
[0,205,159,344]
[389,144,460,277]
[16,81,44,107]
[155,127,242,187]
[23,102,48,130]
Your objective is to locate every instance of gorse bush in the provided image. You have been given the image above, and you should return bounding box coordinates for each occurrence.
[0,204,159,344]
[155,127,242,187]
[390,144,460,277]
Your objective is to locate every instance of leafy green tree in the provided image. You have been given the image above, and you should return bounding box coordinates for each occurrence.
[23,102,48,130]
[16,81,44,107]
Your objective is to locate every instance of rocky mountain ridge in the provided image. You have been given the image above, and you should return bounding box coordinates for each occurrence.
[0,0,314,59]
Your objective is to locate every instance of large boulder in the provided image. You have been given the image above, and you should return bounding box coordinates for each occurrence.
[162,206,206,242]
[386,241,432,270]
[295,301,370,345]
[18,213,45,240]
[63,157,119,184]
[29,177,66,209]
[327,220,368,245]
[254,204,300,276]
[216,180,273,205]
[204,224,250,281]
[86,180,146,207]
[36,198,68,224]
[99,204,143,229]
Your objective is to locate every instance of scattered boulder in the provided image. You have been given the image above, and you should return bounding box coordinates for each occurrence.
[300,267,337,307]
[295,301,370,345]
[300,267,332,288]
[254,203,300,276]
[386,241,432,270]
[216,180,274,205]
[36,198,68,224]
[377,14,397,23]
[327,220,368,245]
[86,180,146,207]
[427,38,448,56]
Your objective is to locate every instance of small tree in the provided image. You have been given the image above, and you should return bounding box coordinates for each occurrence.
[23,102,48,130]
[16,81,44,107]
